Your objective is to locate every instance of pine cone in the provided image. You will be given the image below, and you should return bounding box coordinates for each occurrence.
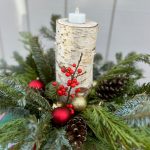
[66,116,87,149]
[95,74,129,101]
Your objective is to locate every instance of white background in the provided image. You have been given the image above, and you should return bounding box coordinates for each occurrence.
[0,0,149,82]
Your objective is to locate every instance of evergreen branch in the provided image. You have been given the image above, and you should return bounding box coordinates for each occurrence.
[29,36,52,84]
[99,53,150,81]
[36,112,52,148]
[115,94,150,127]
[0,118,29,149]
[82,106,150,150]
[40,27,55,40]
[43,128,72,150]
[26,89,51,112]
[0,76,26,94]
[83,132,113,150]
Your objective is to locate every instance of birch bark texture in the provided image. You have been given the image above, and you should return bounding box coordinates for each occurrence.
[56,18,98,89]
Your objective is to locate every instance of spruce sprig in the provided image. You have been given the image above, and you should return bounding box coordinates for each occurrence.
[82,106,150,150]
[99,53,150,81]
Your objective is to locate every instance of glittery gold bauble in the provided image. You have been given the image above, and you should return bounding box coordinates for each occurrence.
[72,96,87,111]
[52,101,64,109]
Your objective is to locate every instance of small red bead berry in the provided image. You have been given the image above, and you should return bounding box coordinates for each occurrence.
[58,85,64,90]
[65,87,68,90]
[76,82,79,85]
[71,94,75,99]
[52,82,57,86]
[61,67,66,73]
[72,63,76,67]
[77,68,82,74]
[70,109,75,115]
[64,92,68,96]
[61,88,66,92]
[67,80,72,84]
[71,83,76,88]
[73,78,77,83]
[65,72,71,77]
[57,90,63,96]
[67,67,71,72]
[66,104,74,109]
[75,88,81,93]
[70,69,74,75]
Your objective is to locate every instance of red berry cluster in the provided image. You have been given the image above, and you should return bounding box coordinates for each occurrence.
[52,62,84,103]
[66,104,75,115]
[52,82,68,96]
[61,65,82,77]
[67,78,79,87]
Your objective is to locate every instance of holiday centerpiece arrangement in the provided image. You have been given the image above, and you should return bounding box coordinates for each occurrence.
[0,13,150,150]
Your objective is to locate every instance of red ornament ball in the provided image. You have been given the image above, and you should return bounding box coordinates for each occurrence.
[52,107,71,125]
[28,79,44,90]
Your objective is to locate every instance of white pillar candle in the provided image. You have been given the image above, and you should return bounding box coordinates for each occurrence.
[69,8,86,24]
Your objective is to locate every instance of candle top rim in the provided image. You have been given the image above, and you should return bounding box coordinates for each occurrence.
[57,18,98,28]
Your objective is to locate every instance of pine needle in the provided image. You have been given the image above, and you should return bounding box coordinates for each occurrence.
[82,106,150,150]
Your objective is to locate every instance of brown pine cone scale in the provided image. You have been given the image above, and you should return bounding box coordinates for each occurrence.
[66,116,87,149]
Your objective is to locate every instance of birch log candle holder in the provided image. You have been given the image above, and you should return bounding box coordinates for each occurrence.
[56,18,99,89]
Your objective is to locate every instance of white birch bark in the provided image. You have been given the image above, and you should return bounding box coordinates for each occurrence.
[56,18,99,89]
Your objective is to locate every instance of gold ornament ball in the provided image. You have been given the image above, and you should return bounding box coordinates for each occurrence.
[52,101,64,109]
[72,96,87,111]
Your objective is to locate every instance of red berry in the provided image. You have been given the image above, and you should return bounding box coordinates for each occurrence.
[71,83,76,88]
[61,67,66,73]
[59,85,64,90]
[65,87,68,90]
[66,104,70,108]
[67,67,71,72]
[72,63,76,67]
[61,88,66,92]
[70,109,75,115]
[76,82,79,85]
[65,72,71,77]
[73,78,77,83]
[64,92,68,96]
[52,82,57,86]
[67,80,72,84]
[70,69,74,75]
[77,68,82,74]
[75,88,81,93]
[66,104,74,109]
[71,94,75,99]
[57,90,63,96]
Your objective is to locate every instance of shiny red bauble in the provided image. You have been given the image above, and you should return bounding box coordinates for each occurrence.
[28,80,44,90]
[52,107,71,125]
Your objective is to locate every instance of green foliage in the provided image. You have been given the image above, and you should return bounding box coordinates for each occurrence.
[83,131,114,150]
[0,14,150,149]
[43,128,72,150]
[82,106,150,150]
[36,112,52,149]
[28,36,52,84]
[26,89,51,112]
[93,53,114,80]
[115,94,150,127]
[88,53,150,104]
[45,82,58,101]
[0,118,29,149]
[99,53,149,81]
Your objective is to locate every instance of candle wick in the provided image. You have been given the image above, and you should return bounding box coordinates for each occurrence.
[75,7,80,14]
